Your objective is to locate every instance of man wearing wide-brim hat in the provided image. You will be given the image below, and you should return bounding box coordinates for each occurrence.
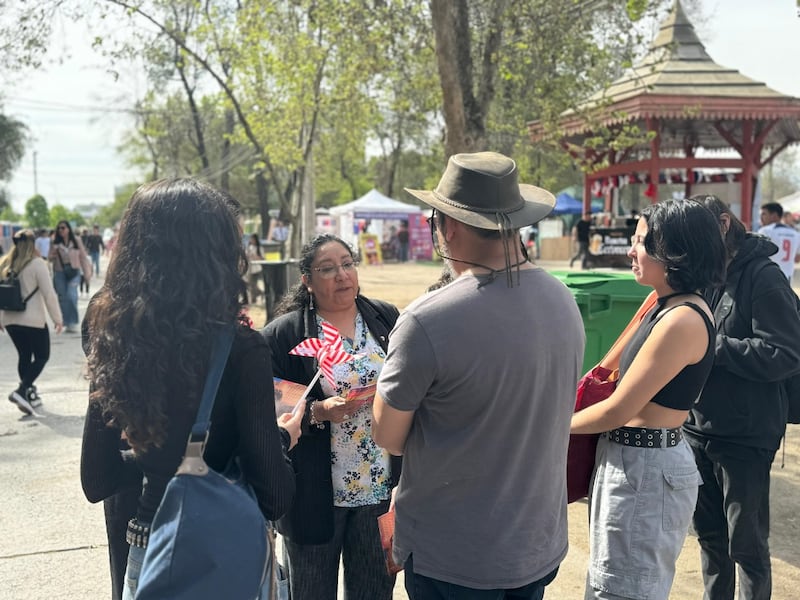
[373,152,586,598]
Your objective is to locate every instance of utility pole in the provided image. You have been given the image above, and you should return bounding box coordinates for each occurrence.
[33,150,39,195]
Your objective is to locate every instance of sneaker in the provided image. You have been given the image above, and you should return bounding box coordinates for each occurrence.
[26,386,42,409]
[65,325,78,334]
[8,389,34,416]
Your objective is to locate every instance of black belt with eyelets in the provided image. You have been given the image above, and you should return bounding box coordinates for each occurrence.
[607,426,682,448]
[126,519,151,548]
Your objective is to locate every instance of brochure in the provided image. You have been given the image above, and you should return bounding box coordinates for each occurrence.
[273,377,309,417]
[344,383,377,409]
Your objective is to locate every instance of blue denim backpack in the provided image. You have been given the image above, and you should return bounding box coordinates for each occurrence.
[136,325,279,599]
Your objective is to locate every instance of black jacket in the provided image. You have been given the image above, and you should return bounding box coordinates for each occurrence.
[684,234,800,451]
[261,295,400,544]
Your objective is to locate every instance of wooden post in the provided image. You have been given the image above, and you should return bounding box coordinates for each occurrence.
[648,117,660,203]
[740,121,754,229]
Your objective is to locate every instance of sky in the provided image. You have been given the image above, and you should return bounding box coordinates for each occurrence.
[2,0,800,214]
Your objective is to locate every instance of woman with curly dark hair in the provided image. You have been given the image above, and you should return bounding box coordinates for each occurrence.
[571,199,726,600]
[79,178,303,600]
[262,233,400,600]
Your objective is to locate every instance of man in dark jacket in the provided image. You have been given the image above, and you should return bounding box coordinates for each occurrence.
[685,196,800,600]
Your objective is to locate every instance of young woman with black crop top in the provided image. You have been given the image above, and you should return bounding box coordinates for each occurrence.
[571,199,726,600]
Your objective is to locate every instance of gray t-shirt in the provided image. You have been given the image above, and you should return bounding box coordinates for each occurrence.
[377,268,584,589]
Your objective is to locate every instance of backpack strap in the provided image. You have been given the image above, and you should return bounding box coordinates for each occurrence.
[184,324,236,460]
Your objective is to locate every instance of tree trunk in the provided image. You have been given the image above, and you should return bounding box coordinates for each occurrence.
[256,171,270,239]
[430,0,506,156]
[430,0,469,158]
[220,108,235,191]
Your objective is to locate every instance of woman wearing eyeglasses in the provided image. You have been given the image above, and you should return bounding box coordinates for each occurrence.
[48,220,90,333]
[262,233,400,600]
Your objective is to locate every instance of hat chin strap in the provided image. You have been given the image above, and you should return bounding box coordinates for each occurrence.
[432,212,529,288]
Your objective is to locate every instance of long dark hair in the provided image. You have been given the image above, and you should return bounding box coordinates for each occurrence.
[273,234,357,317]
[86,178,247,453]
[690,194,747,260]
[54,220,78,247]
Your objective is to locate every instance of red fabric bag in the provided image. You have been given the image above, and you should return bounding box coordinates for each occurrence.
[567,366,617,503]
[567,291,658,503]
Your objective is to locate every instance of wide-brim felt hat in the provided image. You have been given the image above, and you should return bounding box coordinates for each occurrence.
[405,151,555,230]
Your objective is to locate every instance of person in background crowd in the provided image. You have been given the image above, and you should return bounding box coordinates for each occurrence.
[80,178,302,600]
[1,229,63,415]
[34,228,51,260]
[85,224,105,277]
[757,202,800,281]
[572,199,726,600]
[245,233,264,305]
[686,195,800,600]
[48,220,89,333]
[373,151,583,599]
[262,233,400,600]
[571,211,592,269]
[396,221,410,262]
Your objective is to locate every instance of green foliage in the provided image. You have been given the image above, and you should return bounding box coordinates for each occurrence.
[0,112,28,181]
[0,204,22,222]
[2,0,683,247]
[24,194,49,228]
[49,204,86,228]
[95,182,140,227]
[625,0,650,21]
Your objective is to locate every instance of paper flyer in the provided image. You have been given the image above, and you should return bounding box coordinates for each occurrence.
[344,383,377,409]
[273,377,309,417]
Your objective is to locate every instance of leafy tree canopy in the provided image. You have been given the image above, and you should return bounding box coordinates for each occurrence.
[24,194,49,228]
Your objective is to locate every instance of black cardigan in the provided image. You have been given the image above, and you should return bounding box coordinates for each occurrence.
[261,295,401,544]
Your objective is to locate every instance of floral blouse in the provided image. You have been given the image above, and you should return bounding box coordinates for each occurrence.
[317,313,391,507]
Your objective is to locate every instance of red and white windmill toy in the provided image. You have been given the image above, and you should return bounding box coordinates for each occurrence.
[288,322,361,410]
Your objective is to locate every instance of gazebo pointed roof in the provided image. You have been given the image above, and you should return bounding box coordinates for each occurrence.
[531,0,800,151]
[527,0,800,229]
[592,0,789,108]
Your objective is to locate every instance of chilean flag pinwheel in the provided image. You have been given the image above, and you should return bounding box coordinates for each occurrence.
[289,322,360,390]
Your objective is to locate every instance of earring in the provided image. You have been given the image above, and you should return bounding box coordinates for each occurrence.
[308,290,315,311]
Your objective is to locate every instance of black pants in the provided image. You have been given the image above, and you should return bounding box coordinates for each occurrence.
[5,325,50,389]
[104,489,140,600]
[570,241,589,268]
[283,501,395,600]
[690,439,775,600]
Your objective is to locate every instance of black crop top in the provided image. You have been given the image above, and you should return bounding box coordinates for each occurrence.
[618,298,715,411]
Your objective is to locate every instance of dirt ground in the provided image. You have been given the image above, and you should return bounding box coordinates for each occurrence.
[250,261,800,599]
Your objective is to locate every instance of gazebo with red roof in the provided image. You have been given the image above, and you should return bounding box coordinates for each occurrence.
[528,0,800,229]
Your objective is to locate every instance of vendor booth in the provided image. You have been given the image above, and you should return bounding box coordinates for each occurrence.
[329,189,432,262]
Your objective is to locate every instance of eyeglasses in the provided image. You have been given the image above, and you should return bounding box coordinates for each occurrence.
[310,261,359,279]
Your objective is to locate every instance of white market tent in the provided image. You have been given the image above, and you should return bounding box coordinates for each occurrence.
[329,189,422,248]
[329,189,422,219]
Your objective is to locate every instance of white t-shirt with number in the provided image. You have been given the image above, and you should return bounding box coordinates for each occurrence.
[758,223,800,280]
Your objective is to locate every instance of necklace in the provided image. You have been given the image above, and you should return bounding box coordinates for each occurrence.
[656,291,703,305]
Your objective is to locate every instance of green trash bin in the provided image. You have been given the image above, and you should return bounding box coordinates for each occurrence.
[549,271,651,374]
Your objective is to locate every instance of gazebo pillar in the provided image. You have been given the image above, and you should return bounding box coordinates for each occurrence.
[740,121,756,229]
[684,143,694,198]
[647,118,661,203]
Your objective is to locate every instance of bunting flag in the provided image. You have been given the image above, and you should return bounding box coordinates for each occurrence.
[590,171,742,191]
[289,322,359,386]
